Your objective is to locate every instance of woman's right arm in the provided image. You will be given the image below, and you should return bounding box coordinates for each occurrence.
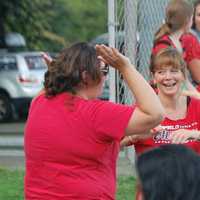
[187,59,200,83]
[182,34,200,83]
[96,45,164,136]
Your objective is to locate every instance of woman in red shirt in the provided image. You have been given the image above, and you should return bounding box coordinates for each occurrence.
[152,0,200,87]
[121,47,200,200]
[191,0,200,42]
[122,47,200,154]
[24,43,164,200]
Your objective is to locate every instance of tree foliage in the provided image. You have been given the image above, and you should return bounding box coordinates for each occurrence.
[0,0,107,51]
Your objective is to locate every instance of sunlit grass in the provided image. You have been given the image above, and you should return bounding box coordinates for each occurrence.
[0,168,24,200]
[0,168,135,200]
[117,175,136,200]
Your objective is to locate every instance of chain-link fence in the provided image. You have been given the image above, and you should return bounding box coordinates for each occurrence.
[107,0,196,175]
[108,0,171,169]
[112,0,170,105]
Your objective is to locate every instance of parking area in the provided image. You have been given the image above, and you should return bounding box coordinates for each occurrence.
[0,121,25,135]
[0,121,25,169]
[0,121,135,175]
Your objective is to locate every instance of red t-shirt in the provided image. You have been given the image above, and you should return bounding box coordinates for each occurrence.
[134,97,200,155]
[197,84,200,92]
[152,33,200,65]
[24,93,134,200]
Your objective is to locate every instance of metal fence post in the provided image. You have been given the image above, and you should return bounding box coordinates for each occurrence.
[108,0,116,103]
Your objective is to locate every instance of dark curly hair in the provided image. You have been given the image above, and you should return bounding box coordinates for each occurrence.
[44,42,102,97]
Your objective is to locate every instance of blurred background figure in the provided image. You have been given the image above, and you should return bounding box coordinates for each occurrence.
[192,0,200,42]
[152,0,200,88]
[136,144,200,200]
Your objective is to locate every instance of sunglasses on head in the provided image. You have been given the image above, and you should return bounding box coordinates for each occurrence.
[100,64,109,76]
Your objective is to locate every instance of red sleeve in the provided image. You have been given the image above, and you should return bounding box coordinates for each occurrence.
[83,100,135,142]
[196,84,200,92]
[181,33,200,63]
[188,98,200,130]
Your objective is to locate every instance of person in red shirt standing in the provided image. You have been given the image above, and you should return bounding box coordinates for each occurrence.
[121,47,200,200]
[122,47,200,154]
[24,42,164,200]
[152,0,200,89]
[191,0,200,42]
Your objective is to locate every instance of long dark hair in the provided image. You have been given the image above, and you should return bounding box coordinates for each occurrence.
[192,0,200,29]
[44,42,102,97]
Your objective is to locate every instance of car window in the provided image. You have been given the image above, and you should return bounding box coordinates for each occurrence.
[24,55,47,70]
[0,56,17,70]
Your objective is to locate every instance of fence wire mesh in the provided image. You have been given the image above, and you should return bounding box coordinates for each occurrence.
[113,0,170,104]
[109,0,195,171]
[110,0,170,167]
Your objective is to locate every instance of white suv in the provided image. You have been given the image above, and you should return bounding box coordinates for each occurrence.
[0,51,47,122]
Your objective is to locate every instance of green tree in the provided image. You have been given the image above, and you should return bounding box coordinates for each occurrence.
[44,0,107,51]
[0,0,107,51]
[0,0,54,50]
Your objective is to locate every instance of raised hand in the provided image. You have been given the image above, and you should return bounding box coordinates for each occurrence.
[42,52,53,66]
[95,44,131,71]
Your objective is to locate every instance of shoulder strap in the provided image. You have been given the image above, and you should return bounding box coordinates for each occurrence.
[153,39,172,48]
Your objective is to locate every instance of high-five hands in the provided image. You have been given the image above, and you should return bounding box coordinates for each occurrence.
[120,125,163,147]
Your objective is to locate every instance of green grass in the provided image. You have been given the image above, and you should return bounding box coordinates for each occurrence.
[0,168,135,200]
[0,168,24,200]
[117,176,136,200]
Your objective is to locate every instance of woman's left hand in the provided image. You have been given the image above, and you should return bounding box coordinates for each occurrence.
[95,44,131,72]
[42,52,53,66]
[181,90,200,99]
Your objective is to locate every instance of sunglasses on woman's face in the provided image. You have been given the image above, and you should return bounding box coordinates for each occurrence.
[100,64,109,76]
